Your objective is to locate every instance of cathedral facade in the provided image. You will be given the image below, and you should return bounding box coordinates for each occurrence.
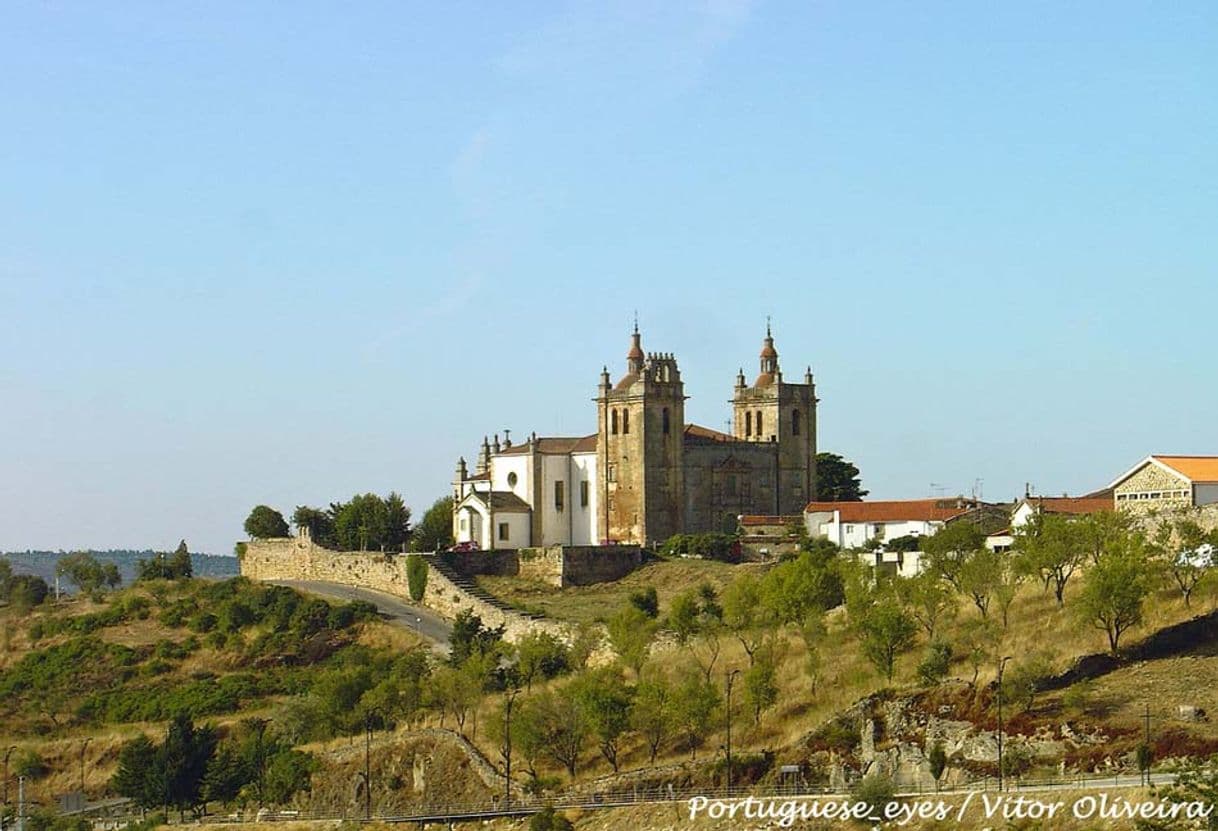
[452,326,817,549]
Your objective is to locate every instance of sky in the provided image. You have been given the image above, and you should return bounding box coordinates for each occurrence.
[2,2,1215,556]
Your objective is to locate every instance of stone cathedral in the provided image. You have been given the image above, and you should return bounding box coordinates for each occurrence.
[452,325,818,549]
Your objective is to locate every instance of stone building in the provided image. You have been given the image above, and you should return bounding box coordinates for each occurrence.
[1110,455,1218,516]
[452,324,818,548]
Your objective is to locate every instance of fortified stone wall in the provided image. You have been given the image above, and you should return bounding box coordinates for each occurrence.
[239,537,572,644]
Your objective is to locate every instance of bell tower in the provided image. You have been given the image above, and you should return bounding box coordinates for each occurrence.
[596,323,686,545]
[731,322,817,512]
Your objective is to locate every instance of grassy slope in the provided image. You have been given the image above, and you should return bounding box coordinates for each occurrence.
[0,581,424,808]
[467,555,1218,784]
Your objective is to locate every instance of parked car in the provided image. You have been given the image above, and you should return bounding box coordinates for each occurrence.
[449,540,481,552]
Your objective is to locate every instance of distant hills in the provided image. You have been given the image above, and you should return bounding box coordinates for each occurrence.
[0,549,240,590]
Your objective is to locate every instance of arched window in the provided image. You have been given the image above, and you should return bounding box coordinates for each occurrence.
[611,409,618,435]
[756,411,763,436]
[745,411,752,436]
[792,409,801,436]
[622,409,630,434]
[662,407,670,435]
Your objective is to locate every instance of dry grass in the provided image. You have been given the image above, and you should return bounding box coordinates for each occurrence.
[476,558,770,626]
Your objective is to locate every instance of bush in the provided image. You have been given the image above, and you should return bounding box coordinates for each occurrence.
[406,555,428,602]
[917,640,952,686]
[659,533,740,562]
[628,586,659,618]
[851,773,898,824]
[529,806,573,831]
[12,748,49,779]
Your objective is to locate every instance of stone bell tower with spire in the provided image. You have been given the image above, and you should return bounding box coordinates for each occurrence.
[596,319,687,545]
[731,320,818,512]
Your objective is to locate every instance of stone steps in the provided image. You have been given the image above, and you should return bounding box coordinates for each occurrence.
[428,556,546,621]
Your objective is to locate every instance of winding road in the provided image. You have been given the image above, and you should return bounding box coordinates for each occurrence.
[269,579,452,654]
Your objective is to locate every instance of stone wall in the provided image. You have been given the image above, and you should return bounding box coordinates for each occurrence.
[239,537,572,644]
[1116,462,1191,516]
[442,544,642,587]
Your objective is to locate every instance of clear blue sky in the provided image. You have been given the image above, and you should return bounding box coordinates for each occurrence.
[2,2,1215,556]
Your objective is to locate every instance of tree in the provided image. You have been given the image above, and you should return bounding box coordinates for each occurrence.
[722,574,772,665]
[896,572,956,640]
[1076,510,1136,566]
[1014,512,1082,608]
[670,666,721,758]
[743,646,780,724]
[410,496,454,552]
[431,663,482,734]
[160,713,218,818]
[168,541,193,580]
[56,552,109,594]
[112,735,164,810]
[958,618,1000,689]
[244,506,289,539]
[571,669,633,772]
[291,506,334,545]
[958,548,1001,619]
[1078,533,1153,654]
[201,743,250,807]
[7,575,49,611]
[533,688,589,778]
[262,749,315,805]
[856,599,918,681]
[815,453,868,501]
[922,522,985,590]
[1001,654,1053,713]
[631,670,674,763]
[606,604,657,674]
[760,550,844,625]
[1152,512,1215,607]
[917,640,952,686]
[449,609,505,666]
[382,491,412,550]
[515,631,570,691]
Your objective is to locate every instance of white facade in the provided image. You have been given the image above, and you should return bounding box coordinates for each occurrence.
[453,435,599,550]
[805,512,950,551]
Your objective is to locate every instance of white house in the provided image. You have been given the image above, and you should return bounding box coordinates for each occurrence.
[451,433,600,550]
[986,492,1113,552]
[804,498,985,578]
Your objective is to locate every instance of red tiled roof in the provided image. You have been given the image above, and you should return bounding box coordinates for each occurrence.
[496,435,597,455]
[804,499,976,522]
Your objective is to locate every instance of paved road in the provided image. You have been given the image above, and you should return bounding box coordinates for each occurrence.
[270,580,451,654]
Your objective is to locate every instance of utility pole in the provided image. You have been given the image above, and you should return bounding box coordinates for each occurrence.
[3,746,15,814]
[996,656,1011,792]
[725,669,741,798]
[364,715,373,821]
[16,776,23,831]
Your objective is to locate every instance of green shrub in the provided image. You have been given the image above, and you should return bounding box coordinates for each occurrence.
[12,748,49,779]
[529,806,573,831]
[406,555,428,602]
[852,773,898,824]
[917,640,952,686]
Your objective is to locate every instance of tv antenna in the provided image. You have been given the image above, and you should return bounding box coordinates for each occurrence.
[929,482,947,497]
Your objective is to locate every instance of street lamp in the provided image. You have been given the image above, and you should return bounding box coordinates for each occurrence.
[996,656,1012,792]
[725,669,741,798]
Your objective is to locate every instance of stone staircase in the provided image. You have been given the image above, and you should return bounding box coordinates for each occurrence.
[427,555,547,621]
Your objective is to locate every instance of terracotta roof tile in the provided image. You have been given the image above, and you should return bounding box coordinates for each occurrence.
[495,435,598,455]
[1153,456,1218,483]
[804,499,977,523]
[1028,496,1112,515]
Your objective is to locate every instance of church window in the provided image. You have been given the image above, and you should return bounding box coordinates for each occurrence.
[622,409,630,434]
[611,410,618,434]
[608,464,617,483]
[498,523,509,541]
[507,472,518,488]
[663,407,670,435]
[745,411,752,436]
[555,481,565,512]
[792,409,801,436]
[726,474,738,496]
[580,480,589,507]
[755,411,763,435]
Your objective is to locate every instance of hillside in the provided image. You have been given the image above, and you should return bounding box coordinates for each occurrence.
[0,550,239,588]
